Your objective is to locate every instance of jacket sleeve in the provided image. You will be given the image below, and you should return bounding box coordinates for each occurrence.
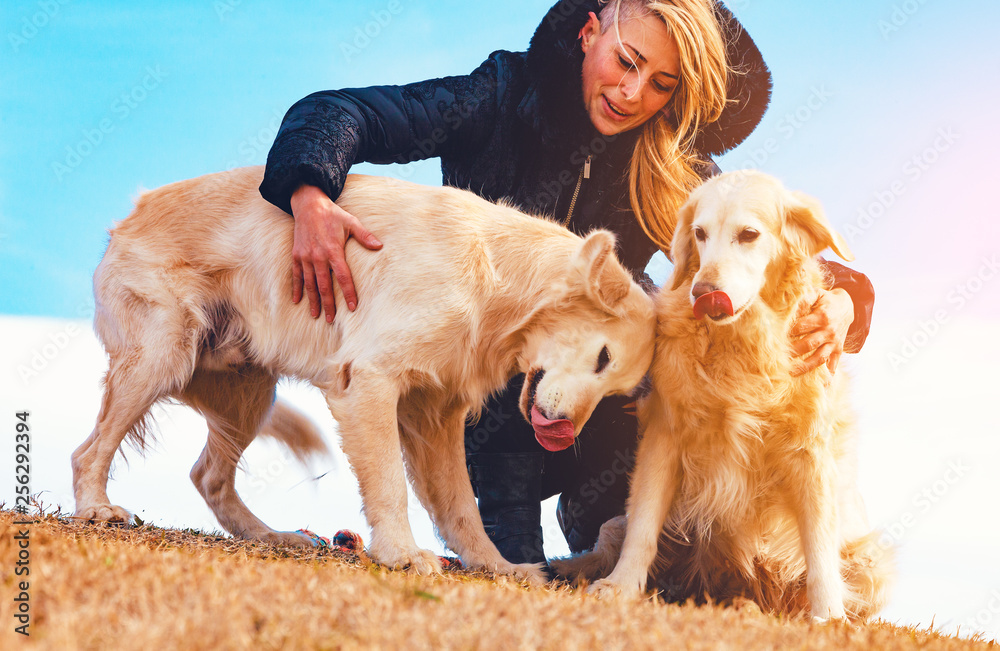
[260,52,511,215]
[819,259,875,354]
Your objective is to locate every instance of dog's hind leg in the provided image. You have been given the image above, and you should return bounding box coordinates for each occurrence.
[73,344,195,523]
[840,531,894,621]
[398,405,546,584]
[550,515,627,583]
[325,367,442,574]
[183,366,314,547]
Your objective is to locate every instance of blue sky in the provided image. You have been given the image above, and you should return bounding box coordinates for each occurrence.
[2,0,997,318]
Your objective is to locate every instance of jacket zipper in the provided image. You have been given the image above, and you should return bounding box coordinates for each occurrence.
[562,155,591,226]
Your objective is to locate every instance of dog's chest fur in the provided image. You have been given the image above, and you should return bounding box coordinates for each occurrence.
[648,286,838,546]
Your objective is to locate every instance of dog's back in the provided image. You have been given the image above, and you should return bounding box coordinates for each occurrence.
[95,167,579,387]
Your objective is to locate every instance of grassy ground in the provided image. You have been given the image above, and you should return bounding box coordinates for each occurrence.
[0,508,995,650]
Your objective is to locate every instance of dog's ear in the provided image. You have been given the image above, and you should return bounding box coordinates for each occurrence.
[574,230,632,312]
[668,199,699,290]
[785,191,854,262]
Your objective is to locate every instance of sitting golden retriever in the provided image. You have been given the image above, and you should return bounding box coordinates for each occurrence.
[552,170,892,620]
[72,167,655,581]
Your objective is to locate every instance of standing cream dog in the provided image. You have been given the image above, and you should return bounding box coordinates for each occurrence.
[72,167,655,581]
[553,171,891,620]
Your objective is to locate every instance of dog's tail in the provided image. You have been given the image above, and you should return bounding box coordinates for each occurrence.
[259,399,329,464]
[842,530,895,621]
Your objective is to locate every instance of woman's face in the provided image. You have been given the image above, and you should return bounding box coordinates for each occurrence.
[580,11,681,136]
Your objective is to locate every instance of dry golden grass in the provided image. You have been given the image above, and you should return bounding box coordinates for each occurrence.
[0,507,994,651]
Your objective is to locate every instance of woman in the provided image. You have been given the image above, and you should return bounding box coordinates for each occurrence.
[260,0,874,566]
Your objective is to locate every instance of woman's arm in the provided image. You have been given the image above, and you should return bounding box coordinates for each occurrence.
[260,51,519,320]
[819,259,875,353]
[790,261,875,376]
[261,52,515,214]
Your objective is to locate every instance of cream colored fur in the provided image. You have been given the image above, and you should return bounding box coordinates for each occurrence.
[71,166,656,581]
[551,170,892,620]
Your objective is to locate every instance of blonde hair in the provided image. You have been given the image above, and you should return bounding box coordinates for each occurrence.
[600,0,731,254]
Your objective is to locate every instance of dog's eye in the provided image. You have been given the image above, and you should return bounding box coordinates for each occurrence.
[595,346,611,373]
[737,228,760,244]
[693,226,706,242]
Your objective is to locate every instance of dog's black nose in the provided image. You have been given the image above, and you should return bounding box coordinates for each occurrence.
[691,282,719,299]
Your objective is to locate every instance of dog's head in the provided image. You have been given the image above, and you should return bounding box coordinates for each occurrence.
[668,170,853,324]
[517,230,655,452]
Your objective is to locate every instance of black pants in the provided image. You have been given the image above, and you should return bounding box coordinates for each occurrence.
[464,373,639,552]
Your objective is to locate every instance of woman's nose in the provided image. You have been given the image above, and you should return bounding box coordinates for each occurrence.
[619,70,643,101]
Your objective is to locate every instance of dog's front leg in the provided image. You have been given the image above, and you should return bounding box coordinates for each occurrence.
[589,407,679,599]
[788,439,846,621]
[324,368,441,575]
[399,406,546,585]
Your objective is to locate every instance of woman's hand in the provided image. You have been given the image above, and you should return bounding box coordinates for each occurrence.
[789,288,855,376]
[289,184,383,322]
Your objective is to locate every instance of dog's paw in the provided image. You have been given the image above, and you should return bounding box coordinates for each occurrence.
[460,557,547,586]
[810,613,848,625]
[809,600,847,624]
[730,597,764,616]
[74,503,132,524]
[547,557,575,579]
[502,562,548,586]
[548,555,600,582]
[259,530,318,548]
[370,544,443,575]
[587,577,640,600]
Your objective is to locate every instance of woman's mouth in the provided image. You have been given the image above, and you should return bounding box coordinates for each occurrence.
[602,95,631,120]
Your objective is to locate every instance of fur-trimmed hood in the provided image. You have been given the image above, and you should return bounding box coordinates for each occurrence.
[520,0,772,157]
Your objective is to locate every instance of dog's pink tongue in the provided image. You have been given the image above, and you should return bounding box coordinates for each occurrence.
[530,405,576,452]
[693,291,734,320]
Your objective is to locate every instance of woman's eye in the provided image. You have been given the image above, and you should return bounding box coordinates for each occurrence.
[617,54,634,69]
